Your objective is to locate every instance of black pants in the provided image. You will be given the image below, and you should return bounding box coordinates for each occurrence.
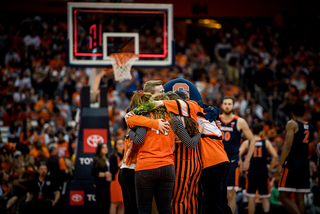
[95,183,110,214]
[20,199,54,214]
[119,168,139,214]
[135,165,175,214]
[200,163,232,214]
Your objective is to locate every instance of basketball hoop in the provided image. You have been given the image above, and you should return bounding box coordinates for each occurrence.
[109,53,138,82]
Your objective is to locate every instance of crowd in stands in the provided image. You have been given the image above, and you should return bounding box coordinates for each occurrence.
[0,12,319,213]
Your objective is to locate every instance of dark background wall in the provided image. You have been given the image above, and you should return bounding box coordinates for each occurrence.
[0,0,319,17]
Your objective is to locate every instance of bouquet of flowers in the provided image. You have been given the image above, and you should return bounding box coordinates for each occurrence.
[132,101,156,115]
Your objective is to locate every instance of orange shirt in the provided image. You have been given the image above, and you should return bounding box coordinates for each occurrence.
[126,115,159,130]
[72,92,80,107]
[163,100,229,169]
[58,157,67,170]
[49,152,67,170]
[29,147,50,159]
[308,142,317,159]
[49,58,65,71]
[19,132,32,147]
[55,141,70,158]
[127,113,175,171]
[34,99,53,121]
[123,136,135,165]
[125,115,160,165]
[31,132,47,147]
[54,114,66,129]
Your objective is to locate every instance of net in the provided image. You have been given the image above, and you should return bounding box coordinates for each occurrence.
[109,53,138,82]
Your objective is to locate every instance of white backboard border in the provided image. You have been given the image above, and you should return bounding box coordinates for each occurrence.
[67,2,173,67]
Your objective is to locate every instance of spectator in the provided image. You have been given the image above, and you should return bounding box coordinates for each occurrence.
[24,155,38,176]
[270,177,281,214]
[8,119,22,143]
[29,140,50,163]
[13,86,26,103]
[4,47,20,68]
[23,30,41,51]
[226,46,240,86]
[43,123,57,145]
[54,129,70,158]
[14,69,32,90]
[0,171,19,214]
[71,83,81,109]
[54,95,71,122]
[49,54,64,72]
[6,151,25,213]
[291,71,307,92]
[34,94,53,122]
[20,162,60,214]
[214,36,231,77]
[30,124,50,147]
[46,144,67,189]
[52,106,66,130]
[109,138,125,214]
[91,143,112,214]
[115,91,130,112]
[308,172,320,214]
[65,126,76,157]
[19,117,33,149]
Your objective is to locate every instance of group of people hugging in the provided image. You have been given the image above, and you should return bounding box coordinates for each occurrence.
[92,79,252,214]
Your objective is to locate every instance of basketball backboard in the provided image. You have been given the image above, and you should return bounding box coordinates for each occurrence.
[67,2,174,67]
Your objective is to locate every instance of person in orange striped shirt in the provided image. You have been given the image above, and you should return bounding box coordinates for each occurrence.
[165,91,203,214]
[154,99,232,214]
[127,93,202,214]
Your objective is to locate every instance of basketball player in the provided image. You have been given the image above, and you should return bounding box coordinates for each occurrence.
[239,123,278,214]
[275,103,313,214]
[218,96,256,213]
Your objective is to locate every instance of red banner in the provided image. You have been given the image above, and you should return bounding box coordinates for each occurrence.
[70,190,85,206]
[83,129,107,153]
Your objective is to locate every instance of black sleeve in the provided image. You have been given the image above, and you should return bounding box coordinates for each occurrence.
[90,158,100,178]
[129,127,148,145]
[121,108,130,130]
[121,117,128,130]
[50,177,59,192]
[128,113,151,144]
[171,116,201,149]
[109,155,118,175]
[27,180,38,195]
